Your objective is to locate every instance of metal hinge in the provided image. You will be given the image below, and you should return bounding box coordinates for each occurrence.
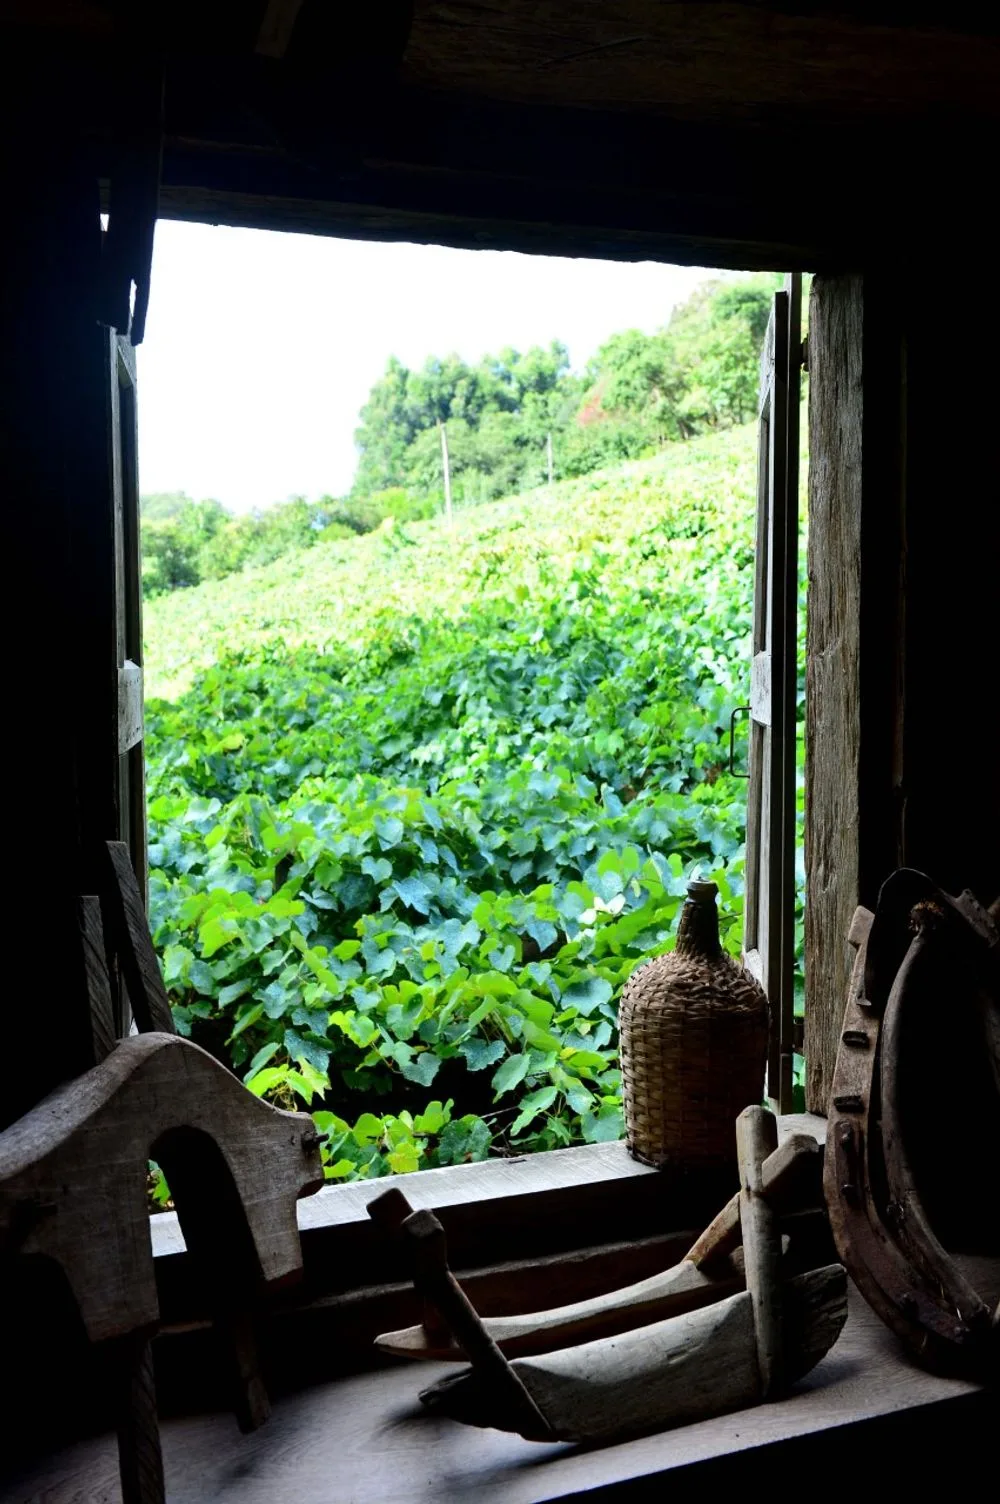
[729,705,751,779]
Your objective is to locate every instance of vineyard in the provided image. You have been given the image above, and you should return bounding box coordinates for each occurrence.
[144,418,804,1189]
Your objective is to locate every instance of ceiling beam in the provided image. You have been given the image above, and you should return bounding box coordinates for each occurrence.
[255,0,305,59]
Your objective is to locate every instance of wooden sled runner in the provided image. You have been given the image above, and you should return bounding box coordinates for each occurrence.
[374,1130,819,1362]
[418,1268,845,1444]
[825,870,1000,1380]
[370,1107,847,1443]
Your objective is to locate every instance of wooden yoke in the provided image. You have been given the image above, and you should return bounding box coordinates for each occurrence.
[1,1033,323,1503]
[1,837,326,1504]
[0,1033,323,1343]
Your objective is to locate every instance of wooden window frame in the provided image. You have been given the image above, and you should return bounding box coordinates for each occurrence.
[121,261,807,1251]
[10,187,987,1496]
[106,324,148,1038]
[744,275,802,1114]
[111,333,146,882]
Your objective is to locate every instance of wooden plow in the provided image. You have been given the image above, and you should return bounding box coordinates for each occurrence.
[369,1106,847,1444]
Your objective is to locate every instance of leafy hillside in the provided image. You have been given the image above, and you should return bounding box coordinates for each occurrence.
[145,421,781,1183]
[140,274,782,600]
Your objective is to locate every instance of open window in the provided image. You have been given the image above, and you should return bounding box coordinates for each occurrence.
[743,275,802,1113]
[119,250,805,1145]
[107,326,147,1035]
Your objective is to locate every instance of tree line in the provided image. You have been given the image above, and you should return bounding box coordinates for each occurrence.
[141,273,780,597]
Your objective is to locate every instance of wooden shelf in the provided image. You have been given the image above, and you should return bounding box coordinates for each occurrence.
[3,1285,985,1504]
[5,1119,988,1498]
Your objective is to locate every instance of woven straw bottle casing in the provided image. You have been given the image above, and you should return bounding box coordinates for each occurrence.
[618,880,769,1172]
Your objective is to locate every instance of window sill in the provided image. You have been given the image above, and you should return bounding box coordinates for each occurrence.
[152,1113,828,1259]
[9,1114,988,1499]
[151,1115,828,1313]
[149,1116,831,1395]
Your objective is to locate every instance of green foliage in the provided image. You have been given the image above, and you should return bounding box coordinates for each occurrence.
[579,273,782,445]
[141,490,443,600]
[145,419,806,1179]
[141,495,334,598]
[141,490,201,522]
[142,498,229,594]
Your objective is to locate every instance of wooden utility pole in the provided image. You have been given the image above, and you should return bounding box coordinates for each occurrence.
[438,420,452,524]
[546,431,554,485]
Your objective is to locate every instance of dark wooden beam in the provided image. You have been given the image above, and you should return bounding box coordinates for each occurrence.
[0,144,122,1125]
[400,1,1000,120]
[805,275,866,1114]
[153,61,995,269]
[255,0,304,58]
[5,21,998,267]
[804,265,1000,1116]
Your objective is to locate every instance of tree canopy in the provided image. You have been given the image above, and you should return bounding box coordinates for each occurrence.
[352,273,782,506]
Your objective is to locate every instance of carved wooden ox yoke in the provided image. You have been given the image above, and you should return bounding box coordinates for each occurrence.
[825,869,1000,1380]
[0,1032,324,1345]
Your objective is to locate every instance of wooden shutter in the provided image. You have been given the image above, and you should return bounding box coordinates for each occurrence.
[744,277,801,1112]
[107,328,147,1031]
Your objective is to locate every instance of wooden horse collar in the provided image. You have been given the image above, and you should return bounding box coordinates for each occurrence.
[825,869,999,1379]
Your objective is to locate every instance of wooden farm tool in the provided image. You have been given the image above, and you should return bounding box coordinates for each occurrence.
[95,843,290,1440]
[2,836,323,1504]
[373,1130,818,1361]
[825,870,1000,1380]
[0,1033,324,1500]
[371,1112,846,1443]
[367,1187,554,1439]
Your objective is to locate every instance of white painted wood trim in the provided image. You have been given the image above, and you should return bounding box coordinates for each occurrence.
[118,658,143,753]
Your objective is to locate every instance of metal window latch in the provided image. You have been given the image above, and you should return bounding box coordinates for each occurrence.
[729,705,751,779]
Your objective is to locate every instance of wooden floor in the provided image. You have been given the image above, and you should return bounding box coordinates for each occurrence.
[2,1287,985,1504]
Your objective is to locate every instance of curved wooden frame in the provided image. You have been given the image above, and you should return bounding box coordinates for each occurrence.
[824,872,999,1378]
[0,1032,323,1344]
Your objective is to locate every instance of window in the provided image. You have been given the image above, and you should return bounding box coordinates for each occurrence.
[130,238,805,1195]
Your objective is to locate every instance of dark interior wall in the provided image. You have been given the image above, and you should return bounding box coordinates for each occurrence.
[1,149,121,1125]
[899,289,1000,895]
[805,271,1000,1113]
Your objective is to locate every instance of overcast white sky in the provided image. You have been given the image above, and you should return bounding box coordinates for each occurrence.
[136,220,718,513]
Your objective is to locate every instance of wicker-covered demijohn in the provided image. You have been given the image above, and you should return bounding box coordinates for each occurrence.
[618,879,769,1173]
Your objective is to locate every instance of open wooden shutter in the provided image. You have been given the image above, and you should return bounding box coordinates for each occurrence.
[107,327,147,1032]
[744,276,801,1112]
